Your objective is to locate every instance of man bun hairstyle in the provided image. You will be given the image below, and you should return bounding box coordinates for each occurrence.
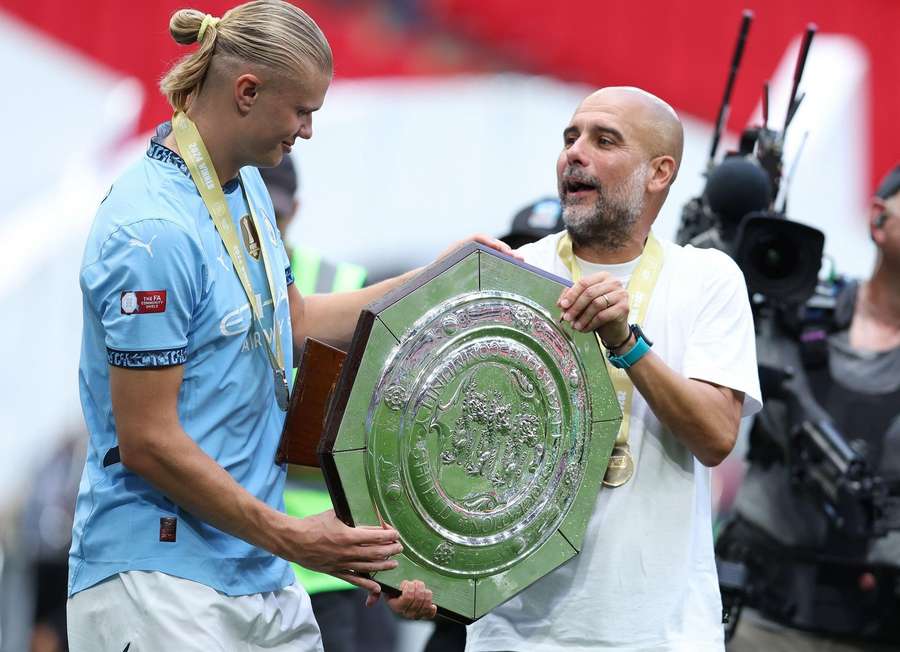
[159,0,333,112]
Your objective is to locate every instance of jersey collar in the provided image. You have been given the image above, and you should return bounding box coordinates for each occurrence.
[148,122,240,194]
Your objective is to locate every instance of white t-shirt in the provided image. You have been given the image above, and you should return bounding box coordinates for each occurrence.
[466,231,762,652]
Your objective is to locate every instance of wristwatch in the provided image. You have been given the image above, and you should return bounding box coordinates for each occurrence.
[606,324,653,369]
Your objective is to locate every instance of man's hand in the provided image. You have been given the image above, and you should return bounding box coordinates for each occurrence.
[558,271,630,346]
[436,233,524,262]
[366,579,437,620]
[283,510,403,595]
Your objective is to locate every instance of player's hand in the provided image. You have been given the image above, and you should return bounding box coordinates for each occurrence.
[366,579,437,620]
[285,510,402,595]
[436,233,524,262]
[558,272,630,346]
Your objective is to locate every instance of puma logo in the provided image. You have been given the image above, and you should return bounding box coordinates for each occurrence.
[216,240,230,272]
[128,235,157,258]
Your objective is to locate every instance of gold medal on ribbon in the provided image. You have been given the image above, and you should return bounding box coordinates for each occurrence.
[602,443,635,487]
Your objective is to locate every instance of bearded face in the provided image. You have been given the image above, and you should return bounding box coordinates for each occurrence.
[559,163,650,251]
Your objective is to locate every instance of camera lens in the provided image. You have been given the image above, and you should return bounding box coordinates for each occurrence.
[749,234,797,281]
[734,213,825,305]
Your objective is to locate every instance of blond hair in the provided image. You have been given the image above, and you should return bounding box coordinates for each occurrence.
[159,0,333,112]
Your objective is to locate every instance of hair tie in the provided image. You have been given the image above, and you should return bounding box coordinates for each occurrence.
[198,14,221,42]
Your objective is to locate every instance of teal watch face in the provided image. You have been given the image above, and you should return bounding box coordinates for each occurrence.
[630,324,652,348]
[608,324,652,369]
[321,244,622,622]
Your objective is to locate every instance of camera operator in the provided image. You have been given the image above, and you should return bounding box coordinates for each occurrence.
[722,164,900,652]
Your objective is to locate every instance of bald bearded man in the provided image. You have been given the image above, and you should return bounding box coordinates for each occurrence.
[465,88,762,651]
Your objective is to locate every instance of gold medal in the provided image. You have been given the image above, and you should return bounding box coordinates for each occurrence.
[602,443,635,487]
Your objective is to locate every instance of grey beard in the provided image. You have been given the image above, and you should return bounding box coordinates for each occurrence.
[561,192,641,251]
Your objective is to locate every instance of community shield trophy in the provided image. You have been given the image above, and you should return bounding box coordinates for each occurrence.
[316,243,622,623]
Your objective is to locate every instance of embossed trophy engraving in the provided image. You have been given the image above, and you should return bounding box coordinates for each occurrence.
[319,243,622,623]
[369,293,589,579]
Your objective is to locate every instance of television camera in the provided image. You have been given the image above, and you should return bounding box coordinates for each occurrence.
[679,11,900,639]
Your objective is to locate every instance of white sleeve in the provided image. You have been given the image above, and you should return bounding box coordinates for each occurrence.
[682,250,762,417]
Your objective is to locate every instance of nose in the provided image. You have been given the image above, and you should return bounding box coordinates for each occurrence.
[564,134,589,167]
[557,136,587,180]
[297,114,313,140]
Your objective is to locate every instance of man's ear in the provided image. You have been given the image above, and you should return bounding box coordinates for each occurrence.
[234,73,262,114]
[869,199,887,243]
[647,155,677,193]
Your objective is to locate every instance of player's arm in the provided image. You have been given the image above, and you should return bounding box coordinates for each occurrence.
[289,234,519,355]
[111,364,407,590]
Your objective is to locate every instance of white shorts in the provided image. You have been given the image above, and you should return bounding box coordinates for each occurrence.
[67,571,323,652]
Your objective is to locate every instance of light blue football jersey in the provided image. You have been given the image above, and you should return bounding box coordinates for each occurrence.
[70,124,296,597]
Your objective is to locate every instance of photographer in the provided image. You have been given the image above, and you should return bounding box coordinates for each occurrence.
[722,164,900,651]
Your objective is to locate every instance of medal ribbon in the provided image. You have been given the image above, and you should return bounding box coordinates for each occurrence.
[172,111,288,407]
[556,231,664,449]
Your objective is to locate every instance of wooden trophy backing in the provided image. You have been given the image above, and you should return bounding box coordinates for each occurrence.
[276,338,346,467]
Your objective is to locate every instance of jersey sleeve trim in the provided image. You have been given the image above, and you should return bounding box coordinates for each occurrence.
[106,347,188,368]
